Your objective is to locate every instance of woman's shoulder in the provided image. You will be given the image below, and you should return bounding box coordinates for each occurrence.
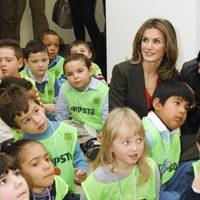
[113,61,142,75]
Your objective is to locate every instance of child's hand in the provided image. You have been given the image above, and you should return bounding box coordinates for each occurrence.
[192,167,200,191]
[74,168,87,183]
[44,103,56,112]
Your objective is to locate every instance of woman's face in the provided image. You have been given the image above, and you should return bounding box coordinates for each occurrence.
[141,28,166,66]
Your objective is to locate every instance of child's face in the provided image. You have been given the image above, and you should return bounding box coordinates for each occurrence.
[14,100,48,134]
[42,35,59,60]
[25,51,49,79]
[153,96,189,130]
[70,44,92,59]
[64,60,92,91]
[0,48,23,78]
[111,124,145,172]
[19,142,54,194]
[0,169,29,200]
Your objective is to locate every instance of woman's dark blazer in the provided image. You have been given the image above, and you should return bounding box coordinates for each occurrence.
[109,61,148,118]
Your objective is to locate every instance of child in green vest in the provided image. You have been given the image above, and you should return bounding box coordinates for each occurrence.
[0,85,88,195]
[81,107,160,200]
[9,139,73,200]
[0,153,30,200]
[67,40,106,83]
[182,130,200,200]
[39,29,66,86]
[56,53,109,160]
[20,40,60,121]
[142,79,195,199]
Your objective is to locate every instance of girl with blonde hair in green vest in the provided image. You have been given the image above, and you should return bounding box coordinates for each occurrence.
[81,107,160,200]
[9,139,73,200]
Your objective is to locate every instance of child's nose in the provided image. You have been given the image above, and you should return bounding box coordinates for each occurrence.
[13,176,23,189]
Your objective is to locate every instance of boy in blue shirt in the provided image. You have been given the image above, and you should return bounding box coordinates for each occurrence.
[56,53,109,160]
[0,84,88,194]
[142,80,195,200]
[20,40,60,120]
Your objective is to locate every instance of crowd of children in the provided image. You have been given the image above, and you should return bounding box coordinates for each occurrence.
[0,20,200,200]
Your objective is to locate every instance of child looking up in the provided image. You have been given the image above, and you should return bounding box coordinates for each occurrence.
[39,29,66,85]
[0,85,88,193]
[56,53,109,159]
[20,40,60,120]
[142,79,195,199]
[0,153,30,200]
[81,107,160,200]
[10,139,72,200]
[67,40,106,83]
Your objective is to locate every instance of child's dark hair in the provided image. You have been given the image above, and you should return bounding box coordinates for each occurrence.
[38,29,62,44]
[23,40,48,60]
[150,79,195,111]
[0,39,23,59]
[63,53,92,73]
[0,153,18,176]
[67,39,94,61]
[0,76,33,91]
[9,139,42,163]
[0,85,39,129]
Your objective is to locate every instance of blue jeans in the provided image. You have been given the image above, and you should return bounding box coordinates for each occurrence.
[160,161,194,200]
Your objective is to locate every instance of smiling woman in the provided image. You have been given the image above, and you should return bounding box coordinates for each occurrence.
[109,18,179,119]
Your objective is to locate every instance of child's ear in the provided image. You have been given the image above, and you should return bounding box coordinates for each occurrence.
[152,97,161,111]
[18,58,25,69]
[88,66,93,76]
[88,51,92,59]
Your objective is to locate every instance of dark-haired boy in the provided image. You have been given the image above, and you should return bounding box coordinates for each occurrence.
[0,85,88,193]
[142,80,195,200]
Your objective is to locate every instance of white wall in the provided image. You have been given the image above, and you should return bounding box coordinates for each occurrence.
[20,0,105,47]
[107,0,199,82]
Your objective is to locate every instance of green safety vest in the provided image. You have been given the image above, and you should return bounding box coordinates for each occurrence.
[62,80,109,131]
[38,122,77,192]
[49,56,64,80]
[82,157,156,200]
[193,160,200,177]
[142,117,180,185]
[20,69,56,104]
[54,175,70,200]
[91,62,101,78]
[13,129,24,141]
[19,73,36,86]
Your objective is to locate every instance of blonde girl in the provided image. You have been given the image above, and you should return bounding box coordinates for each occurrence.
[81,107,160,200]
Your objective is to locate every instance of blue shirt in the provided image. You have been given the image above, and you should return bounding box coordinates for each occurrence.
[23,120,88,173]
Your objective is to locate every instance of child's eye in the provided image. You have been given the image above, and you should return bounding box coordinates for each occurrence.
[136,138,143,144]
[122,140,129,145]
[46,155,52,162]
[32,162,39,167]
[0,179,7,186]
[174,101,180,105]
[24,119,30,125]
[14,170,21,176]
